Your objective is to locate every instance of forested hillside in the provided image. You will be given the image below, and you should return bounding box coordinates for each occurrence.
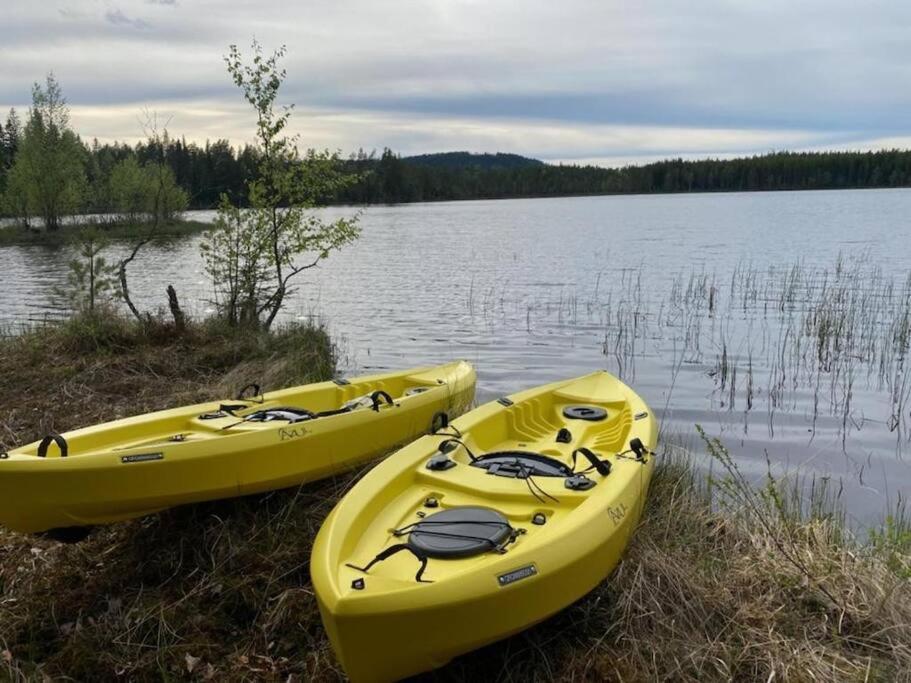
[4,98,911,216]
[335,148,911,203]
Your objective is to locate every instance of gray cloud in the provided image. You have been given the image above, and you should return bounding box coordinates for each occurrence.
[1,0,910,164]
[104,8,150,30]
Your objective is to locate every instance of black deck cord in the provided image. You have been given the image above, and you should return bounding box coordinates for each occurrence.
[218,408,259,431]
[435,440,559,502]
[435,437,478,462]
[37,433,68,458]
[392,519,514,546]
[399,528,509,547]
[431,436,562,502]
[218,389,392,431]
[394,519,513,532]
[370,390,395,412]
[433,423,463,438]
[346,544,432,583]
[515,459,560,504]
[571,447,612,476]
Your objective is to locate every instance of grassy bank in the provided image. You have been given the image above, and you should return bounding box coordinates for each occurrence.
[0,317,909,681]
[0,219,211,246]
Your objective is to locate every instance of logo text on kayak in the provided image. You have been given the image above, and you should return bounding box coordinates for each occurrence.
[279,427,308,441]
[497,564,537,587]
[607,502,628,525]
[121,452,164,464]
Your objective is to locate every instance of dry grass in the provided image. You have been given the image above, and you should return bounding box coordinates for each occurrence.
[434,450,911,683]
[0,311,333,449]
[1,314,909,682]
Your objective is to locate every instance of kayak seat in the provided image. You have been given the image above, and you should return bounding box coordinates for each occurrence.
[405,507,516,558]
[244,407,315,423]
[232,391,397,425]
[346,507,521,583]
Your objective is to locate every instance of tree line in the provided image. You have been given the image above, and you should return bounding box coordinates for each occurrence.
[338,148,911,203]
[0,76,187,230]
[4,79,911,225]
[9,48,360,334]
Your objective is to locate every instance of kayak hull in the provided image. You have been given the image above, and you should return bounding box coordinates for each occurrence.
[311,370,657,682]
[0,361,475,534]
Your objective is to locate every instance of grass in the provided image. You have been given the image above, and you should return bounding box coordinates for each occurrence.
[0,311,334,453]
[0,219,211,246]
[1,313,909,681]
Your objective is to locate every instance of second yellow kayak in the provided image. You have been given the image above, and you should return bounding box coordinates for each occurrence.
[311,370,657,682]
[0,361,476,536]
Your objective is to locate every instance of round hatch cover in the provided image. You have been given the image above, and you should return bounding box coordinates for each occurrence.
[562,405,608,421]
[407,506,512,559]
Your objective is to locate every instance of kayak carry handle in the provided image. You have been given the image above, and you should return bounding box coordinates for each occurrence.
[370,390,395,412]
[37,433,68,458]
[571,447,611,476]
[346,543,432,583]
[430,411,449,434]
[236,383,262,401]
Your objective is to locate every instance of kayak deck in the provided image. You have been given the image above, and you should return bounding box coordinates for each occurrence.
[0,361,476,534]
[312,370,657,682]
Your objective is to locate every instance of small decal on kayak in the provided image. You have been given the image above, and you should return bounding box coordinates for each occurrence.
[607,502,628,525]
[497,564,537,587]
[634,411,649,420]
[121,452,163,464]
[279,427,308,441]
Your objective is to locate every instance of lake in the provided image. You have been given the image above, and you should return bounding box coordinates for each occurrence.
[2,189,910,527]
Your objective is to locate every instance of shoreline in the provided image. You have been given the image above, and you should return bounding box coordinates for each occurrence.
[0,312,908,680]
[0,218,212,246]
[2,183,910,240]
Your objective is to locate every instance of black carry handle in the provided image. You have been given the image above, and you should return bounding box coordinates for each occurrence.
[346,543,431,583]
[629,438,649,461]
[430,411,450,434]
[572,447,611,476]
[370,390,395,412]
[37,433,68,458]
[236,383,262,401]
[436,437,478,462]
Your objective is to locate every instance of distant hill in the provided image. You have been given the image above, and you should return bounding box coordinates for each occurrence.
[402,151,545,170]
[334,149,911,205]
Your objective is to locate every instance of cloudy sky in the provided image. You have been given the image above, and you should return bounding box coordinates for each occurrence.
[2,0,910,166]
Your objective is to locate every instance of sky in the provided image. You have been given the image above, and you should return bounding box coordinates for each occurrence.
[2,0,911,166]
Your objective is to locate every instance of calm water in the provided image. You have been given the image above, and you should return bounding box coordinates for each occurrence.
[2,189,910,527]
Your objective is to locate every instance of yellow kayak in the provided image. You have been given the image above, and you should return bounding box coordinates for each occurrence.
[0,361,475,537]
[311,370,657,682]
